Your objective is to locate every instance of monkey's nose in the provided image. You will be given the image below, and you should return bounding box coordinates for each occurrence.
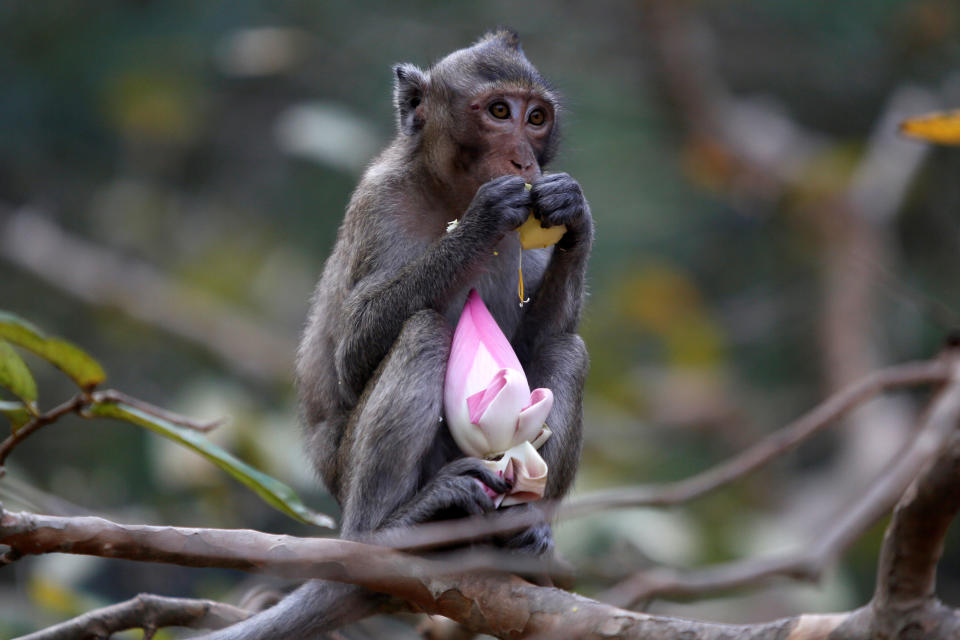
[510,160,540,182]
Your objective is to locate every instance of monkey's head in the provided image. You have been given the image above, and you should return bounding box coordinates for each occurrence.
[393,29,561,201]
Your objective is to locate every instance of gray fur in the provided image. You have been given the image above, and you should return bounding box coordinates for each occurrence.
[195,31,592,639]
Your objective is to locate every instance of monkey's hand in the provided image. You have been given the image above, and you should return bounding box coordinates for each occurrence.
[530,173,592,251]
[494,502,554,556]
[461,175,533,243]
[385,457,513,527]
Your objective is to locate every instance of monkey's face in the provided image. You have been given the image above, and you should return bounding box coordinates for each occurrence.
[394,31,562,207]
[420,84,558,206]
[464,89,553,185]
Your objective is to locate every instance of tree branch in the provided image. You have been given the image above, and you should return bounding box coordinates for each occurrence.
[599,361,960,607]
[0,504,860,639]
[872,387,960,636]
[5,360,960,637]
[13,594,251,640]
[0,394,87,473]
[90,389,223,432]
[0,389,222,476]
[563,358,949,517]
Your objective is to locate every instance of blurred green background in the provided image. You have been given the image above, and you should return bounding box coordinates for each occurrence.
[1,1,959,637]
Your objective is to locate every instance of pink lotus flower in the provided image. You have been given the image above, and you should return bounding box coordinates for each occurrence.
[444,289,553,507]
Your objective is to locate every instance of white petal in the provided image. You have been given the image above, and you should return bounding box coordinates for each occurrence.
[516,387,554,444]
[530,425,552,450]
[473,369,530,454]
[499,441,549,507]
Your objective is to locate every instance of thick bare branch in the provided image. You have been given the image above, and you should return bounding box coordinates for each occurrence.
[600,362,960,607]
[0,505,859,639]
[13,594,251,640]
[5,362,960,637]
[873,386,960,621]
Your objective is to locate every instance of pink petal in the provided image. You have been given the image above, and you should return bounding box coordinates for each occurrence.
[445,290,516,443]
[444,301,483,416]
[462,289,522,371]
[516,387,554,444]
[467,369,508,424]
[444,290,551,460]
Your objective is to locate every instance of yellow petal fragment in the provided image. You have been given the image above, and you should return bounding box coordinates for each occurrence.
[518,182,567,249]
[517,214,567,250]
[899,109,960,145]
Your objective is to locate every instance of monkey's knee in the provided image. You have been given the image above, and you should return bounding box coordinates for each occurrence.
[397,309,450,348]
[538,332,588,375]
[382,309,451,373]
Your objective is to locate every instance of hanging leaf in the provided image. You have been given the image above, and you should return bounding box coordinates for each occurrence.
[0,312,106,390]
[0,339,38,406]
[899,109,960,145]
[87,400,335,529]
[0,400,33,431]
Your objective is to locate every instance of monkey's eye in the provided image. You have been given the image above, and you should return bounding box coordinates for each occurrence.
[528,108,546,126]
[489,102,510,119]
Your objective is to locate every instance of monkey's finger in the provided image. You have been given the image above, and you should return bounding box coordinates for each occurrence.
[457,460,514,494]
[535,197,584,228]
[531,174,581,199]
[530,172,575,193]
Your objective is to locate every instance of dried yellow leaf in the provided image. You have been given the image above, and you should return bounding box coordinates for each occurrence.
[899,109,960,145]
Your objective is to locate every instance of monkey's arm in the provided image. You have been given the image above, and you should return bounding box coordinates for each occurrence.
[500,173,592,553]
[515,172,593,351]
[335,175,531,399]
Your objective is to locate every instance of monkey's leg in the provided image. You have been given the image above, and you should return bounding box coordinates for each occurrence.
[338,309,511,536]
[194,311,507,639]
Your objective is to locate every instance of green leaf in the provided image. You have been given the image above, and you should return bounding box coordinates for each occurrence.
[0,312,106,390]
[0,339,38,404]
[87,400,335,529]
[0,400,33,431]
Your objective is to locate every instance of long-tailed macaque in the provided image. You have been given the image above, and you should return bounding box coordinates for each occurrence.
[198,29,592,638]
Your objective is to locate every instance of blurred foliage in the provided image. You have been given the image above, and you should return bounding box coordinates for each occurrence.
[0,310,332,528]
[1,0,959,636]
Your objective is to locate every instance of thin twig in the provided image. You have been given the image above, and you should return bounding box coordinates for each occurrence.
[91,389,223,432]
[0,394,87,474]
[598,362,960,608]
[0,389,224,477]
[563,358,950,518]
[13,593,252,640]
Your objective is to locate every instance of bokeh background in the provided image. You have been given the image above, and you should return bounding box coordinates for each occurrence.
[1,1,959,637]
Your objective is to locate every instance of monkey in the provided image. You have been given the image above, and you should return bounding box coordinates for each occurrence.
[196,29,592,638]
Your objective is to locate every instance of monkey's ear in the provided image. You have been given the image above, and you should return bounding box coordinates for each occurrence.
[393,63,427,135]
